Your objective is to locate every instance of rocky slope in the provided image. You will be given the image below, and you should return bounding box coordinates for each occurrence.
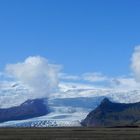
[82,98,140,127]
[0,98,49,123]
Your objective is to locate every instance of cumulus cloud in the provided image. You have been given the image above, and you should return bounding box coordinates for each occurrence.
[131,46,140,82]
[5,56,61,99]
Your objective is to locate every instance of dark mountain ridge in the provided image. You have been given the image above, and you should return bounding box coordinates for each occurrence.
[0,98,49,123]
[82,98,140,127]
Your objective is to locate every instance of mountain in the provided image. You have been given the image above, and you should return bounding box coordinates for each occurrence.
[82,98,140,127]
[1,82,140,127]
[0,98,49,123]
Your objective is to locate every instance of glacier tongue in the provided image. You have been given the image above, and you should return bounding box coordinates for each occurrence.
[0,120,81,127]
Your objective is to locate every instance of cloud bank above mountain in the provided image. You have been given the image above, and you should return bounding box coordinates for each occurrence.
[0,45,139,107]
[59,46,140,90]
[5,56,61,98]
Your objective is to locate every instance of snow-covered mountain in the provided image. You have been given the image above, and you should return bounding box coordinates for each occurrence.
[0,81,140,127]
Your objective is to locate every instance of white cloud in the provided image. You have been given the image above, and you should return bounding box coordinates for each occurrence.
[5,56,61,99]
[131,46,140,82]
[59,73,80,81]
[59,72,110,83]
[82,72,108,82]
[111,77,140,90]
[0,45,140,107]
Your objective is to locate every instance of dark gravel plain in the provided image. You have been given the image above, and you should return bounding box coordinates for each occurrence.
[0,127,140,140]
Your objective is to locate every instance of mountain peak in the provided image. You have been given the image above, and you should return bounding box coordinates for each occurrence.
[0,98,49,123]
[100,98,111,105]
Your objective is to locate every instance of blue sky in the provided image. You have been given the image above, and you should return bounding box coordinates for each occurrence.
[0,0,140,77]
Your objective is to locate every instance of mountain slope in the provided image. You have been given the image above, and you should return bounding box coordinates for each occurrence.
[82,98,140,127]
[0,98,49,123]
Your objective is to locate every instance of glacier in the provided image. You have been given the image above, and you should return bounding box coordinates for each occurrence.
[0,81,140,127]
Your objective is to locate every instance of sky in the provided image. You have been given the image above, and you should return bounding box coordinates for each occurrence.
[0,0,140,108]
[0,0,140,77]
